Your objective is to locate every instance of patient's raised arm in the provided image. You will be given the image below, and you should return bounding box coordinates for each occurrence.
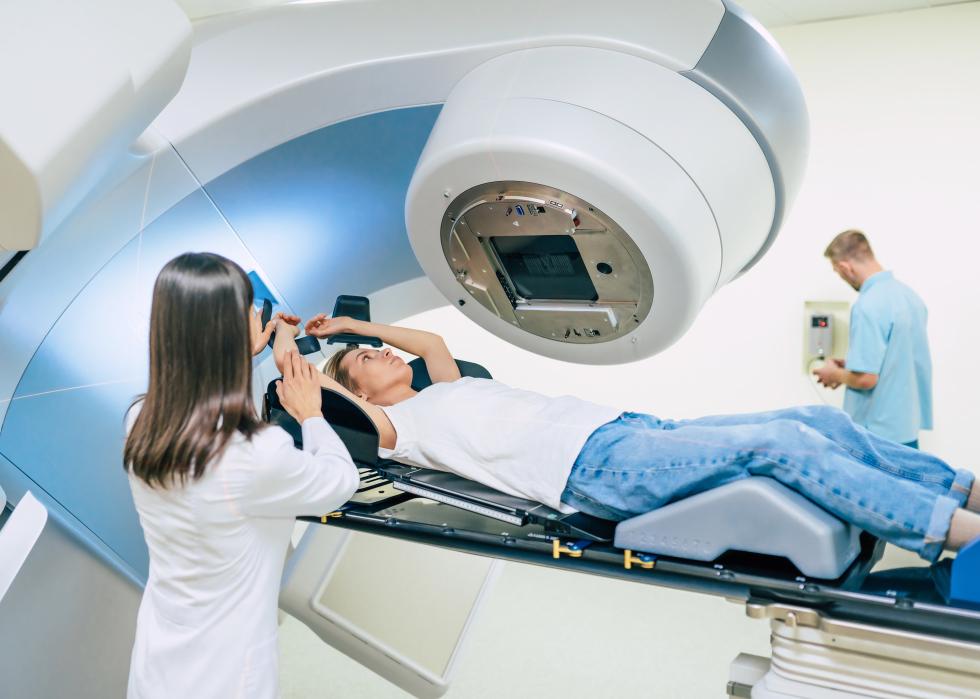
[271,314,302,373]
[306,316,461,384]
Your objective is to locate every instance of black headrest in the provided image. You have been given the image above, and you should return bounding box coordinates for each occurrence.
[408,357,492,391]
[325,295,382,347]
[264,381,379,465]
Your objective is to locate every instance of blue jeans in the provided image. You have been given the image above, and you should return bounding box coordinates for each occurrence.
[560,406,975,562]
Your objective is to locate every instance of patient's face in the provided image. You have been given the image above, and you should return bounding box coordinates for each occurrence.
[342,347,412,403]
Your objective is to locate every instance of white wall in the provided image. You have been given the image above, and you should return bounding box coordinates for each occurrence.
[769,2,980,469]
[280,4,980,696]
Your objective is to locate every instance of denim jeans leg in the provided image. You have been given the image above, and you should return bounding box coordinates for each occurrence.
[676,406,974,507]
[563,413,959,561]
[777,406,974,507]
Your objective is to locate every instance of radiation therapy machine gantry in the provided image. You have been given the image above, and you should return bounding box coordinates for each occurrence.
[1,1,979,697]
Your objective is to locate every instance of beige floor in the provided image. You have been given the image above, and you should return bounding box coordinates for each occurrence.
[278,555,773,698]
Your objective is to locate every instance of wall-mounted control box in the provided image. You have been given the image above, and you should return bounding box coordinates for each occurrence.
[803,301,850,371]
[808,314,833,359]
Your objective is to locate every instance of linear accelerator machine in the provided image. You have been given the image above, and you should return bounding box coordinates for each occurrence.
[1,1,978,697]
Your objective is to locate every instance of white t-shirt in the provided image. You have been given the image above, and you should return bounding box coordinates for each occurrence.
[126,410,358,699]
[378,377,621,512]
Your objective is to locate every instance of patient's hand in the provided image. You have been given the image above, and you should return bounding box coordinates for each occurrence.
[305,314,354,338]
[251,310,300,355]
[275,313,302,338]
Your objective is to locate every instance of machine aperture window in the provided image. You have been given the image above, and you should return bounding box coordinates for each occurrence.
[440,182,653,345]
[489,235,598,302]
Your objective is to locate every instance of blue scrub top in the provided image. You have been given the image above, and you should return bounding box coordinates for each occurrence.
[843,271,933,443]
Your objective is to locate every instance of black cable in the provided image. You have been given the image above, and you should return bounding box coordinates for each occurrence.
[0,250,28,284]
[807,355,834,405]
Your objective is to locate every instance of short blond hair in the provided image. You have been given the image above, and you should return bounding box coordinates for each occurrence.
[323,346,359,393]
[824,229,874,262]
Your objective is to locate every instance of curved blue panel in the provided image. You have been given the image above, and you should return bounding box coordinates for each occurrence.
[0,107,438,575]
[204,106,439,318]
[0,190,269,574]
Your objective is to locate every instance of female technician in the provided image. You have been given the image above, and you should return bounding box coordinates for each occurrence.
[123,252,358,698]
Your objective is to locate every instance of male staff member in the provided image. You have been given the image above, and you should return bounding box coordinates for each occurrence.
[813,230,932,448]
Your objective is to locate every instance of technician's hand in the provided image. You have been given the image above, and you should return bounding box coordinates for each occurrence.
[276,350,323,422]
[250,306,276,356]
[812,360,844,390]
[305,314,355,339]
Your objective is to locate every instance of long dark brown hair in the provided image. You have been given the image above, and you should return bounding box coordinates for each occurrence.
[124,252,262,486]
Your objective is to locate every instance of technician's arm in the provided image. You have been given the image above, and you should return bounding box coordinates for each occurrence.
[813,359,878,390]
[306,315,462,383]
[840,370,878,390]
[245,351,359,516]
[244,414,360,517]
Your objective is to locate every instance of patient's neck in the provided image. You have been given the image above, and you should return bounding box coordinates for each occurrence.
[374,384,418,406]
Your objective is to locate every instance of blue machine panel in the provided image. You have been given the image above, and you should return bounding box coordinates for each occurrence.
[203,106,439,319]
[0,107,439,575]
[0,190,268,574]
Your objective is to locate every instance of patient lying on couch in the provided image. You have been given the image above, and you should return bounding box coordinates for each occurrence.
[271,313,980,563]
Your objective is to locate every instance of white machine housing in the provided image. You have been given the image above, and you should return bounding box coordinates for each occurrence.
[406,11,808,364]
[0,0,191,251]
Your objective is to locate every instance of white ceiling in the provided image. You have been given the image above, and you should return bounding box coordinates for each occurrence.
[737,0,977,27]
[176,0,979,26]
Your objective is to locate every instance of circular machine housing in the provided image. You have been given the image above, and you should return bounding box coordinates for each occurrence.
[406,21,807,364]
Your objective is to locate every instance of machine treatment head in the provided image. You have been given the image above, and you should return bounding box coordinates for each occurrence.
[406,12,808,364]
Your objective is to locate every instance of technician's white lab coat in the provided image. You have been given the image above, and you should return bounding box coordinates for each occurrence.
[126,415,358,699]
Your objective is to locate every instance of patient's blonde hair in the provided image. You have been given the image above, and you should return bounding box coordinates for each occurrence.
[324,346,359,393]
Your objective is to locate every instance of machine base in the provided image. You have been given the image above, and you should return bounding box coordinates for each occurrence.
[728,602,980,698]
